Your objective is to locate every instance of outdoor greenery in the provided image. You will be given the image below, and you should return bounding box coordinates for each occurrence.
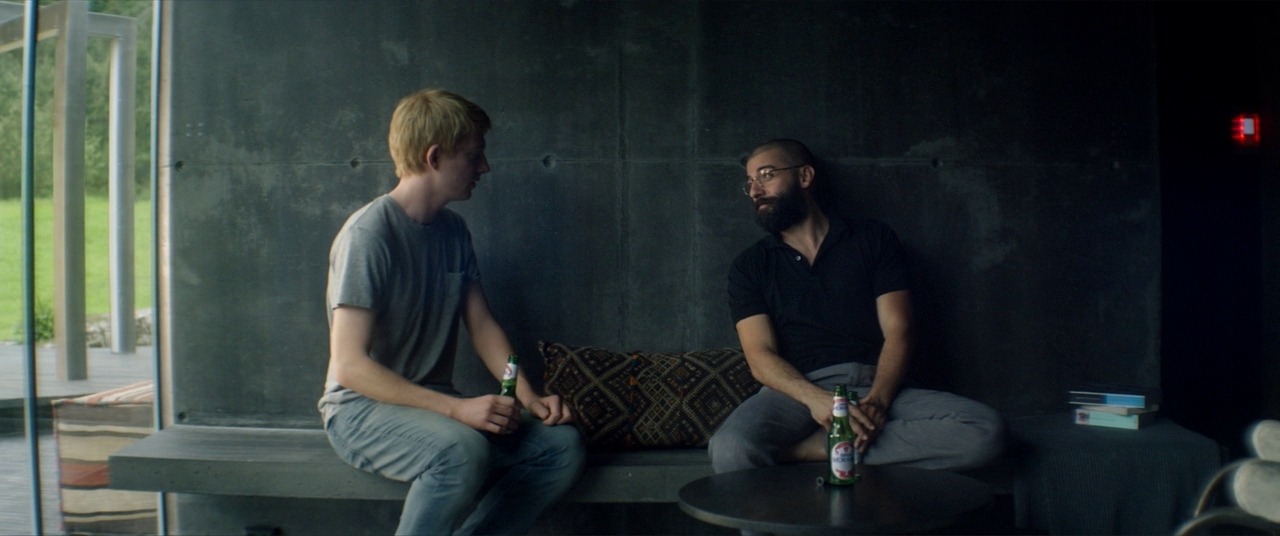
[1,0,153,200]
[0,197,154,342]
[30,298,53,343]
[2,1,155,342]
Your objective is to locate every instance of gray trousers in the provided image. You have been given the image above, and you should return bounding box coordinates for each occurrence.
[708,362,1005,473]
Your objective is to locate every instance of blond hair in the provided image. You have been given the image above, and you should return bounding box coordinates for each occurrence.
[388,89,491,178]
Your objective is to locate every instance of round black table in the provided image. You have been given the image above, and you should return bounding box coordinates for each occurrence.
[677,463,993,534]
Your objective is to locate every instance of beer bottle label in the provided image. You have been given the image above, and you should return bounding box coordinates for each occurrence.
[833,397,849,417]
[499,357,518,398]
[831,440,856,480]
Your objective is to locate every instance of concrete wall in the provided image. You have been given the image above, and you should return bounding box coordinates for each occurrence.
[160,1,1161,531]
[163,0,1159,429]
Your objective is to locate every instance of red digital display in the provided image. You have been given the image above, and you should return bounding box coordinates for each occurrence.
[1232,114,1261,147]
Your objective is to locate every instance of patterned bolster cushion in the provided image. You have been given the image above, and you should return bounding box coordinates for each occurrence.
[52,381,157,535]
[539,341,762,449]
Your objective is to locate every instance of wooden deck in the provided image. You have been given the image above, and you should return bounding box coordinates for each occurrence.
[0,432,62,535]
[0,343,156,408]
[0,343,155,535]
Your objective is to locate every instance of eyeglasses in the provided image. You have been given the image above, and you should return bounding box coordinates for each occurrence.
[741,165,804,196]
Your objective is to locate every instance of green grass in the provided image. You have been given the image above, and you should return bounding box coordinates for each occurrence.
[0,196,153,342]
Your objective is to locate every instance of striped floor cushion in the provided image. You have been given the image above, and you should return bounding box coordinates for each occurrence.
[53,381,157,535]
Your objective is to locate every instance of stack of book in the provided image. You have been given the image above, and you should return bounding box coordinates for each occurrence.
[1068,385,1160,430]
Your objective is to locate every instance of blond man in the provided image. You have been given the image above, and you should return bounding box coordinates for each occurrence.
[320,89,584,535]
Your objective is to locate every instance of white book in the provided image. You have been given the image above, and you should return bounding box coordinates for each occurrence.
[1074,408,1155,430]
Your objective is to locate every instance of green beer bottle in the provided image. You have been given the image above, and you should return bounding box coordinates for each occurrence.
[827,384,858,485]
[499,354,519,397]
[490,355,521,445]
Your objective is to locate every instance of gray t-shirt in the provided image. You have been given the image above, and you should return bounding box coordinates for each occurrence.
[318,195,480,421]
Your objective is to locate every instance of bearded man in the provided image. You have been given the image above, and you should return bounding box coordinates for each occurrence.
[708,139,1005,477]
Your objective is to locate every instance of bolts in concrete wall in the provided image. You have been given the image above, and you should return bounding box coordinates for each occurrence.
[542,154,557,169]
[177,411,187,422]
[349,157,362,169]
[173,161,184,171]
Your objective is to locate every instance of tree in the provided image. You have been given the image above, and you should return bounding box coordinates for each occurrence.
[0,0,152,200]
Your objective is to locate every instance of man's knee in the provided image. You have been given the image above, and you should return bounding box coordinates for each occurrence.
[429,429,491,481]
[536,424,587,474]
[954,409,1007,470]
[709,428,768,473]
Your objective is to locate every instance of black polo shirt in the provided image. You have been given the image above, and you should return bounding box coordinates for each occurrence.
[727,217,910,373]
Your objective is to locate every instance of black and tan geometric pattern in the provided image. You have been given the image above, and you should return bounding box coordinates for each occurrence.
[540,341,762,449]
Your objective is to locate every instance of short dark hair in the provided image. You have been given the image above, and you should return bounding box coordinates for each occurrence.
[749,139,814,168]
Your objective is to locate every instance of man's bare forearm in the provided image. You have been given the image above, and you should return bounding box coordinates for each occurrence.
[736,314,832,421]
[752,350,830,402]
[329,306,461,416]
[331,351,461,414]
[866,290,912,409]
[749,349,836,430]
[865,334,909,407]
[463,281,546,406]
[470,317,541,403]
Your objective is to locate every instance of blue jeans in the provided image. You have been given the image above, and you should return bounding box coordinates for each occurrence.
[709,362,1005,473]
[325,395,586,535]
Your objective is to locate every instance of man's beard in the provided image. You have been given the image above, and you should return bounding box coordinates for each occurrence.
[754,182,808,234]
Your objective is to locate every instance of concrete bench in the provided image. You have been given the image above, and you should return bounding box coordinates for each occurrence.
[108,416,1225,535]
[108,424,712,503]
